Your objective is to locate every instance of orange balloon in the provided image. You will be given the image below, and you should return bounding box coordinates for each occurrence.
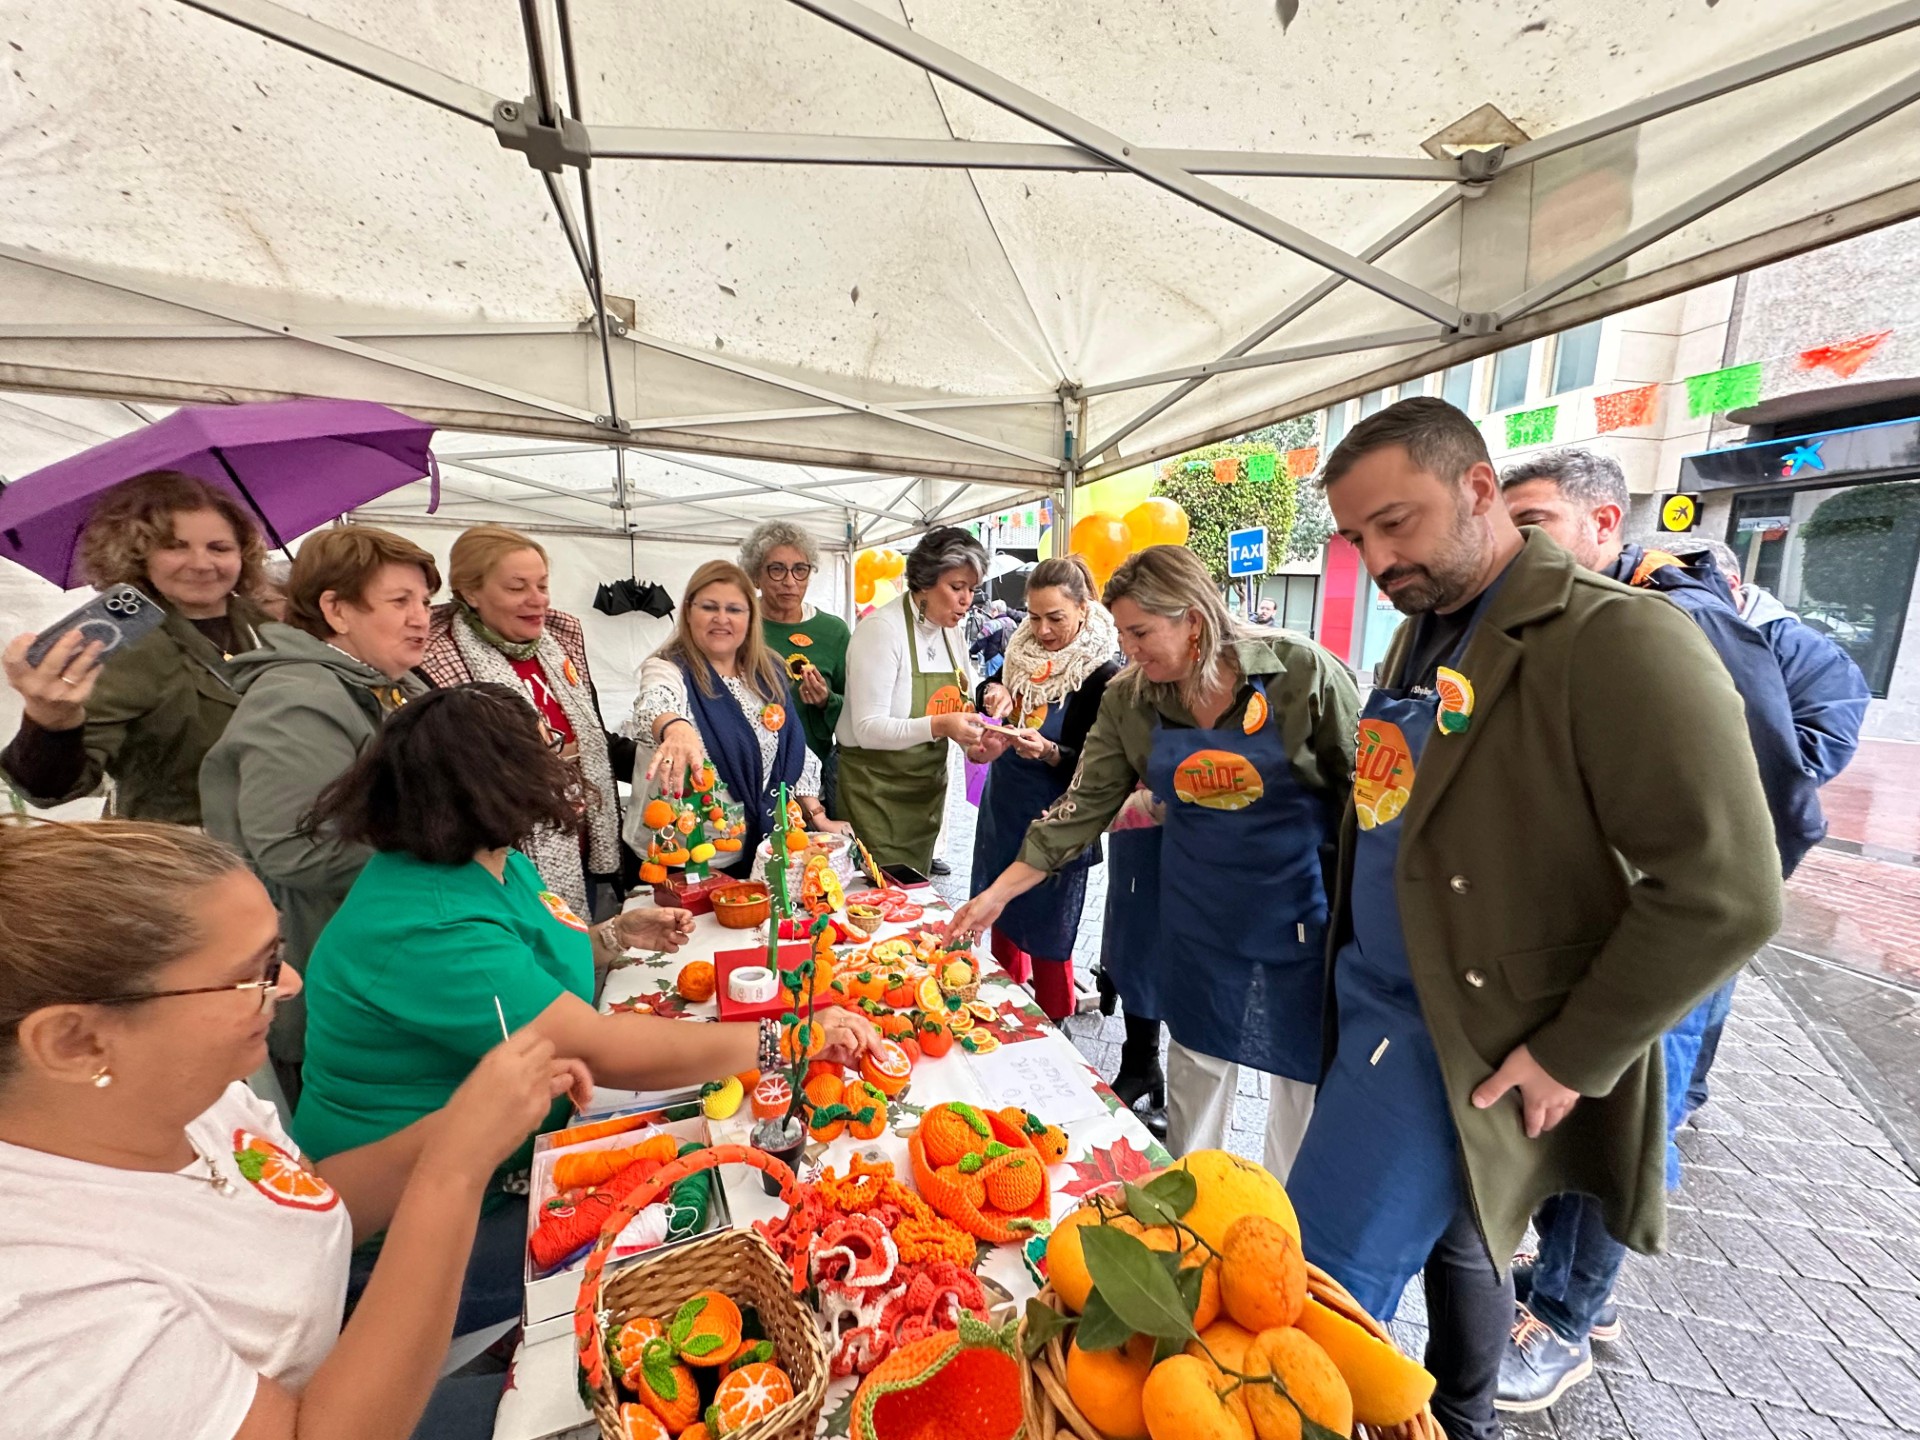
[1069,513,1133,580]
[855,574,877,603]
[855,550,879,583]
[881,548,906,580]
[1125,497,1190,549]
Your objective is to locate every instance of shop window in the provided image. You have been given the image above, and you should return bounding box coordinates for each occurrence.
[1729,482,1920,697]
[1551,321,1603,394]
[1441,361,1476,414]
[1492,343,1533,411]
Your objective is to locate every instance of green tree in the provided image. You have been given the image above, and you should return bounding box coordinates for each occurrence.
[1151,415,1329,580]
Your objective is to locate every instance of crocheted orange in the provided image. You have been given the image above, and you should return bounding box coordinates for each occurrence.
[675,961,716,1003]
[670,1290,742,1368]
[980,1151,1044,1213]
[842,1079,889,1140]
[997,1107,1068,1165]
[908,1103,1050,1243]
[803,1070,845,1112]
[617,1401,671,1440]
[712,1362,794,1431]
[849,1321,1026,1440]
[860,1039,913,1097]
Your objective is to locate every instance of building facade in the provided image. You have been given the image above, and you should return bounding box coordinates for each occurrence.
[1312,216,1920,741]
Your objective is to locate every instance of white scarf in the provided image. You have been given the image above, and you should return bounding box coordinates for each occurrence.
[1003,602,1120,711]
[451,618,620,915]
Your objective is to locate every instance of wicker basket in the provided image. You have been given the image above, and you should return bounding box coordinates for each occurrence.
[575,1147,828,1440]
[712,881,772,930]
[1020,1263,1443,1440]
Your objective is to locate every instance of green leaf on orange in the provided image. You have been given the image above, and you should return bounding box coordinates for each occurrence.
[1080,1224,1197,1342]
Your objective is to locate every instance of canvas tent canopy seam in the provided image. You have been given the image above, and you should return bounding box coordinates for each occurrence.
[3,0,1920,544]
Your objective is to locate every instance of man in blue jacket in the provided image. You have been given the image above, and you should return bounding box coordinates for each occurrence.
[1492,449,1824,1410]
[1672,535,1871,787]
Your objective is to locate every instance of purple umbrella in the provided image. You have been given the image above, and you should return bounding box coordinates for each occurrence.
[0,398,440,587]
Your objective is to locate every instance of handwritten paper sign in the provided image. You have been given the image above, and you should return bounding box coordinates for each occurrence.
[968,1033,1112,1127]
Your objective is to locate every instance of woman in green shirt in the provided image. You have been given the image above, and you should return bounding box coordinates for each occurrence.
[295,683,880,1327]
[740,521,851,817]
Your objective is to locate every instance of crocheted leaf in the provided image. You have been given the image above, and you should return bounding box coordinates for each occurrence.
[950,1102,991,1137]
[668,1295,707,1347]
[641,1342,679,1401]
[681,1332,725,1359]
[984,1141,1010,1159]
[957,1153,985,1174]
[1080,1224,1197,1342]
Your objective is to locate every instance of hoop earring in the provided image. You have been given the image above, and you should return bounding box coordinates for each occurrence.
[90,1066,113,1089]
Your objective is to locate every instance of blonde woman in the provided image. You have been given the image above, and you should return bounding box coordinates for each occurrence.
[625,561,843,874]
[950,545,1358,1175]
[418,525,630,918]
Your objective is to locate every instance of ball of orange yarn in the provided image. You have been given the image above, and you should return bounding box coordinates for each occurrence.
[676,961,716,1003]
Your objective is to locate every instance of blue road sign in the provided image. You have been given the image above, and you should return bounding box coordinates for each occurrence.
[1227,526,1267,577]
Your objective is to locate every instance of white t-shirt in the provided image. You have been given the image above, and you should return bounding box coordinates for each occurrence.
[0,1082,353,1440]
[835,598,975,752]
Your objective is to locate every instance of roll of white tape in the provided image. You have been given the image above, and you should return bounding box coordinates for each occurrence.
[728,966,777,1004]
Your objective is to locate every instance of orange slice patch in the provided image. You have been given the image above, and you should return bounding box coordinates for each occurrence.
[231,1129,339,1212]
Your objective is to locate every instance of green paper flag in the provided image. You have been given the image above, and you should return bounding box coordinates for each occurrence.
[1505,405,1558,450]
[1685,363,1763,418]
[1246,451,1278,485]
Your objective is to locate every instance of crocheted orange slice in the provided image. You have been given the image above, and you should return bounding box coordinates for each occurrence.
[617,1402,670,1440]
[712,1361,794,1431]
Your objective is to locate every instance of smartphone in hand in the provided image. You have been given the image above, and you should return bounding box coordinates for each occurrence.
[25,584,166,669]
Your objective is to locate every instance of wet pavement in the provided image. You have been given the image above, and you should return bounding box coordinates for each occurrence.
[936,746,1920,1436]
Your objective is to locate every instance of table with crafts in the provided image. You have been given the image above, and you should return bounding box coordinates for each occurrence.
[493,872,1170,1440]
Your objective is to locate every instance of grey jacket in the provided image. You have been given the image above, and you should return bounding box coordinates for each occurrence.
[199,624,425,1064]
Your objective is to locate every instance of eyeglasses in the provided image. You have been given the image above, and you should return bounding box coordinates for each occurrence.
[98,954,285,1015]
[693,600,752,619]
[762,564,813,582]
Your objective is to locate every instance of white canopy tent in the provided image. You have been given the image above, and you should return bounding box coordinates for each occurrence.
[6,0,1920,540]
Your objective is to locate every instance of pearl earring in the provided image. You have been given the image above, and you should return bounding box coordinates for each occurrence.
[90,1066,113,1089]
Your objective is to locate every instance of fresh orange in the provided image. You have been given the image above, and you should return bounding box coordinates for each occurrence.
[1141,1354,1253,1440]
[1064,1335,1154,1440]
[672,1290,744,1368]
[676,961,716,1003]
[713,1361,794,1430]
[1241,1327,1352,1440]
[1168,1150,1300,1252]
[1292,1296,1435,1427]
[1220,1215,1307,1333]
[1186,1319,1258,1379]
[1045,1205,1146,1313]
[641,798,676,829]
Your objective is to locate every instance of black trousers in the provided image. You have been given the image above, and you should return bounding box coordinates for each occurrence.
[1421,1196,1513,1440]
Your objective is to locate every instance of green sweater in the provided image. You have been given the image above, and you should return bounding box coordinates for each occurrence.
[762,607,850,764]
[294,849,593,1164]
[1016,632,1360,874]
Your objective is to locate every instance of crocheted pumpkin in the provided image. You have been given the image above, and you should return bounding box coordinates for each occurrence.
[848,1317,1026,1440]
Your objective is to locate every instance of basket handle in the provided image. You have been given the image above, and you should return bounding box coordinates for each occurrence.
[572,1143,799,1390]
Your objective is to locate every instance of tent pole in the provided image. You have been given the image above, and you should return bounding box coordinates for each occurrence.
[1055,392,1078,560]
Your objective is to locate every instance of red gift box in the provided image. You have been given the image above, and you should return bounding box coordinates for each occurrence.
[714,940,812,1023]
[651,871,737,916]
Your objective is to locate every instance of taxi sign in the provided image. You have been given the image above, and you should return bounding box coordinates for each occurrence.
[1659,493,1700,533]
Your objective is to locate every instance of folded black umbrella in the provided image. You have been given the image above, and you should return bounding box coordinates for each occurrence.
[594,577,675,619]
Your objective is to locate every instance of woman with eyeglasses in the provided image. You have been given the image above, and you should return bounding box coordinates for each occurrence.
[0,817,588,1440]
[625,560,848,872]
[741,521,850,821]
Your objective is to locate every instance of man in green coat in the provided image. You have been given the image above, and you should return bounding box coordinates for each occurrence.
[1285,397,1781,1440]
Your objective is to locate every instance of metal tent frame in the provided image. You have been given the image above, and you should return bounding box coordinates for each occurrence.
[6,0,1920,543]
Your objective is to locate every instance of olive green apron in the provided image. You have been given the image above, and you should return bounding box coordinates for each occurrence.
[837,596,970,871]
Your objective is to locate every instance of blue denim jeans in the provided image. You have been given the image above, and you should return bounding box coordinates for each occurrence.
[1687,976,1739,1113]
[1526,1193,1625,1343]
[414,1372,506,1440]
[346,1194,528,1335]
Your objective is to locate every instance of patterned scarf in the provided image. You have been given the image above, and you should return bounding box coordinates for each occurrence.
[1003,601,1120,712]
[451,609,619,914]
[457,601,542,661]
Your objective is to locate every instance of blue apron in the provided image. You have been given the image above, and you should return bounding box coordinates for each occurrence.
[1290,602,1490,1321]
[1101,820,1164,1021]
[1140,675,1330,1084]
[969,696,1096,958]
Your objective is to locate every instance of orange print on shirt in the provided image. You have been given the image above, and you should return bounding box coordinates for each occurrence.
[1354,719,1415,831]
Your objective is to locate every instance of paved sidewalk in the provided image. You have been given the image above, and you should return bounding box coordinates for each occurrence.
[936,775,1920,1436]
